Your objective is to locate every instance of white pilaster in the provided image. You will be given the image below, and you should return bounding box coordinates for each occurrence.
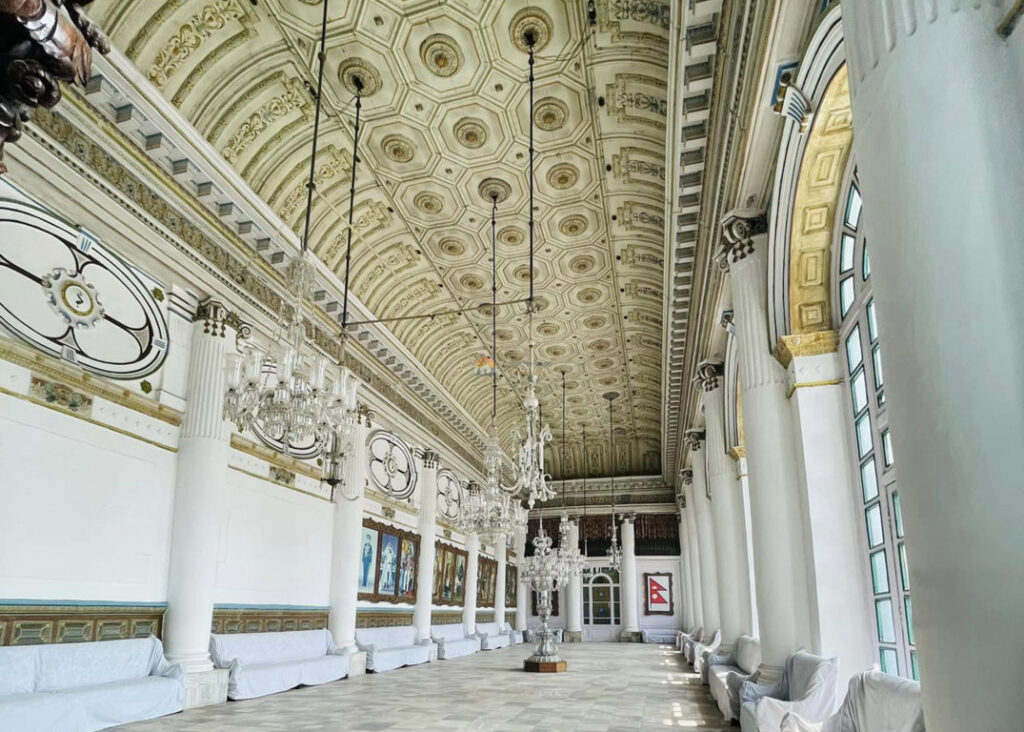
[164,303,235,672]
[725,217,813,676]
[682,471,704,634]
[412,450,439,641]
[619,517,640,637]
[462,533,479,633]
[687,433,720,640]
[841,6,1024,727]
[677,506,695,631]
[494,533,507,630]
[700,365,754,650]
[566,520,583,635]
[328,420,370,650]
[514,529,527,631]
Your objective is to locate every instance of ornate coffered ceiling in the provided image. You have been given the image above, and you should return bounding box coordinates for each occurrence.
[90,0,673,480]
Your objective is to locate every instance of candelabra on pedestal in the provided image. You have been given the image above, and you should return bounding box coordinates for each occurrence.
[520,529,568,672]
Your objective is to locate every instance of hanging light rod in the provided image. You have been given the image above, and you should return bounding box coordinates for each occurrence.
[340,297,532,328]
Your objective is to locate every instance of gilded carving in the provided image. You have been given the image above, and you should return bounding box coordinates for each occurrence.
[147,0,246,88]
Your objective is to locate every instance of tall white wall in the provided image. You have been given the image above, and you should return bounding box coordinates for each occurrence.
[635,557,683,632]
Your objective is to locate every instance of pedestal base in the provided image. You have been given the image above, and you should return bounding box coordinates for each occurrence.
[524,659,567,673]
[348,650,367,676]
[182,669,228,709]
[563,630,582,643]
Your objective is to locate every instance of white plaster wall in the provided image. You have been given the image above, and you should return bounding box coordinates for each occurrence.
[213,468,333,607]
[635,557,683,630]
[0,394,175,602]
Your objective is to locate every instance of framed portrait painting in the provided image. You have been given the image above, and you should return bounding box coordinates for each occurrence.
[398,537,418,600]
[358,526,378,594]
[378,532,400,596]
[442,549,455,602]
[643,572,674,615]
[454,553,467,603]
[506,565,518,607]
[432,543,444,600]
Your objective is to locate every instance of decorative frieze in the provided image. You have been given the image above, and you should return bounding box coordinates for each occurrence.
[0,603,165,646]
[211,607,327,635]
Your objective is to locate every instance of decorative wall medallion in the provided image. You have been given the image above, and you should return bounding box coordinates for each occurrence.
[420,34,463,77]
[0,200,169,380]
[559,215,588,237]
[453,118,488,149]
[338,58,382,97]
[438,238,465,257]
[534,98,568,131]
[368,431,418,499]
[477,178,511,203]
[413,192,444,215]
[569,255,595,274]
[381,134,415,163]
[29,376,93,415]
[547,163,578,189]
[497,226,525,247]
[436,469,463,520]
[510,8,553,52]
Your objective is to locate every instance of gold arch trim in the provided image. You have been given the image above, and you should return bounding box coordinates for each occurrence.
[788,65,854,335]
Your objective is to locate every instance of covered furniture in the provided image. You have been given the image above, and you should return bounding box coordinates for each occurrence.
[0,636,183,732]
[677,625,702,653]
[209,629,349,700]
[503,622,524,645]
[641,629,679,644]
[781,670,925,732]
[354,625,431,672]
[740,650,839,732]
[430,624,480,660]
[474,622,511,650]
[693,628,722,678]
[708,634,761,721]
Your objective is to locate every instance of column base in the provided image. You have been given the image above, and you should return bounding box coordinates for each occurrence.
[619,630,643,643]
[182,669,228,710]
[524,659,567,673]
[348,650,367,676]
[563,630,583,643]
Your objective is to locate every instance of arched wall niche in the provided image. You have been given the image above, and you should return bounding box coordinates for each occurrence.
[767,5,852,350]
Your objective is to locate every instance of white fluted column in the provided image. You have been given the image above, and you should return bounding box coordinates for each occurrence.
[841,7,1023,727]
[514,529,527,631]
[677,504,695,632]
[462,533,479,633]
[164,303,235,672]
[566,520,583,637]
[724,214,813,678]
[412,450,439,641]
[736,458,758,638]
[699,365,753,651]
[619,516,640,638]
[682,471,704,634]
[687,433,720,640]
[494,533,507,630]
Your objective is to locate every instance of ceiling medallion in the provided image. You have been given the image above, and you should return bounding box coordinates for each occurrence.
[459,273,484,291]
[338,58,381,97]
[577,287,601,304]
[413,191,444,215]
[454,117,488,149]
[534,98,568,131]
[559,215,588,236]
[595,358,615,370]
[498,226,525,246]
[546,345,567,358]
[537,323,559,336]
[420,34,463,77]
[381,134,415,163]
[590,339,611,352]
[569,254,594,273]
[438,237,465,256]
[584,315,606,329]
[547,163,578,189]
[477,177,511,203]
[513,265,535,282]
[600,376,618,386]
[510,8,553,53]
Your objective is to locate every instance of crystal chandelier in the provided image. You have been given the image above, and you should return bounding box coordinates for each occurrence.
[580,425,597,577]
[510,28,554,510]
[555,372,585,578]
[605,392,623,571]
[223,1,359,458]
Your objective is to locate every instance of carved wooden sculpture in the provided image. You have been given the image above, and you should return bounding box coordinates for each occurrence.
[0,0,108,174]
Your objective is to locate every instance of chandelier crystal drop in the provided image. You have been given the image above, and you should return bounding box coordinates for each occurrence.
[605,392,623,571]
[511,29,554,510]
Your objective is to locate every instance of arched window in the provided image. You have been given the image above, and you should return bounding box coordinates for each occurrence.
[836,166,916,679]
[582,569,620,626]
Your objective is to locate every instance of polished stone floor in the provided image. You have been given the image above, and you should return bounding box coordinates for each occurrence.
[119,642,729,731]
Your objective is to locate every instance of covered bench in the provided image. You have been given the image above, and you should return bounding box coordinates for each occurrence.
[693,629,722,678]
[0,636,183,732]
[780,670,925,732]
[708,634,761,721]
[430,624,479,660]
[354,625,432,672]
[474,622,511,650]
[209,629,349,700]
[503,622,524,645]
[641,629,679,645]
[740,650,839,732]
[677,625,702,653]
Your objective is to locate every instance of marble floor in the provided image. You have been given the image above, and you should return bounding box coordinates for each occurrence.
[120,642,730,732]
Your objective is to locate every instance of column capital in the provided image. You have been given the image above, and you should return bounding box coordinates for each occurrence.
[418,448,440,469]
[683,429,705,451]
[695,361,724,391]
[195,299,247,339]
[720,209,768,263]
[676,495,687,511]
[680,468,693,485]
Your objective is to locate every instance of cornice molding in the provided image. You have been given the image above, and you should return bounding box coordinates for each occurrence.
[773,331,840,369]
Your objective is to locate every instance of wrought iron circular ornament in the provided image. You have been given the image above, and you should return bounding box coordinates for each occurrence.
[436,468,463,520]
[0,199,169,379]
[368,431,418,499]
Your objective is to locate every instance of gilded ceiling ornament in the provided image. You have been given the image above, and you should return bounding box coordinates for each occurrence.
[546,163,578,189]
[148,0,245,88]
[381,134,415,163]
[534,98,567,131]
[413,191,444,215]
[558,215,588,237]
[223,77,310,164]
[453,117,488,148]
[338,58,381,97]
[510,7,553,52]
[420,34,463,77]
[497,226,525,246]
